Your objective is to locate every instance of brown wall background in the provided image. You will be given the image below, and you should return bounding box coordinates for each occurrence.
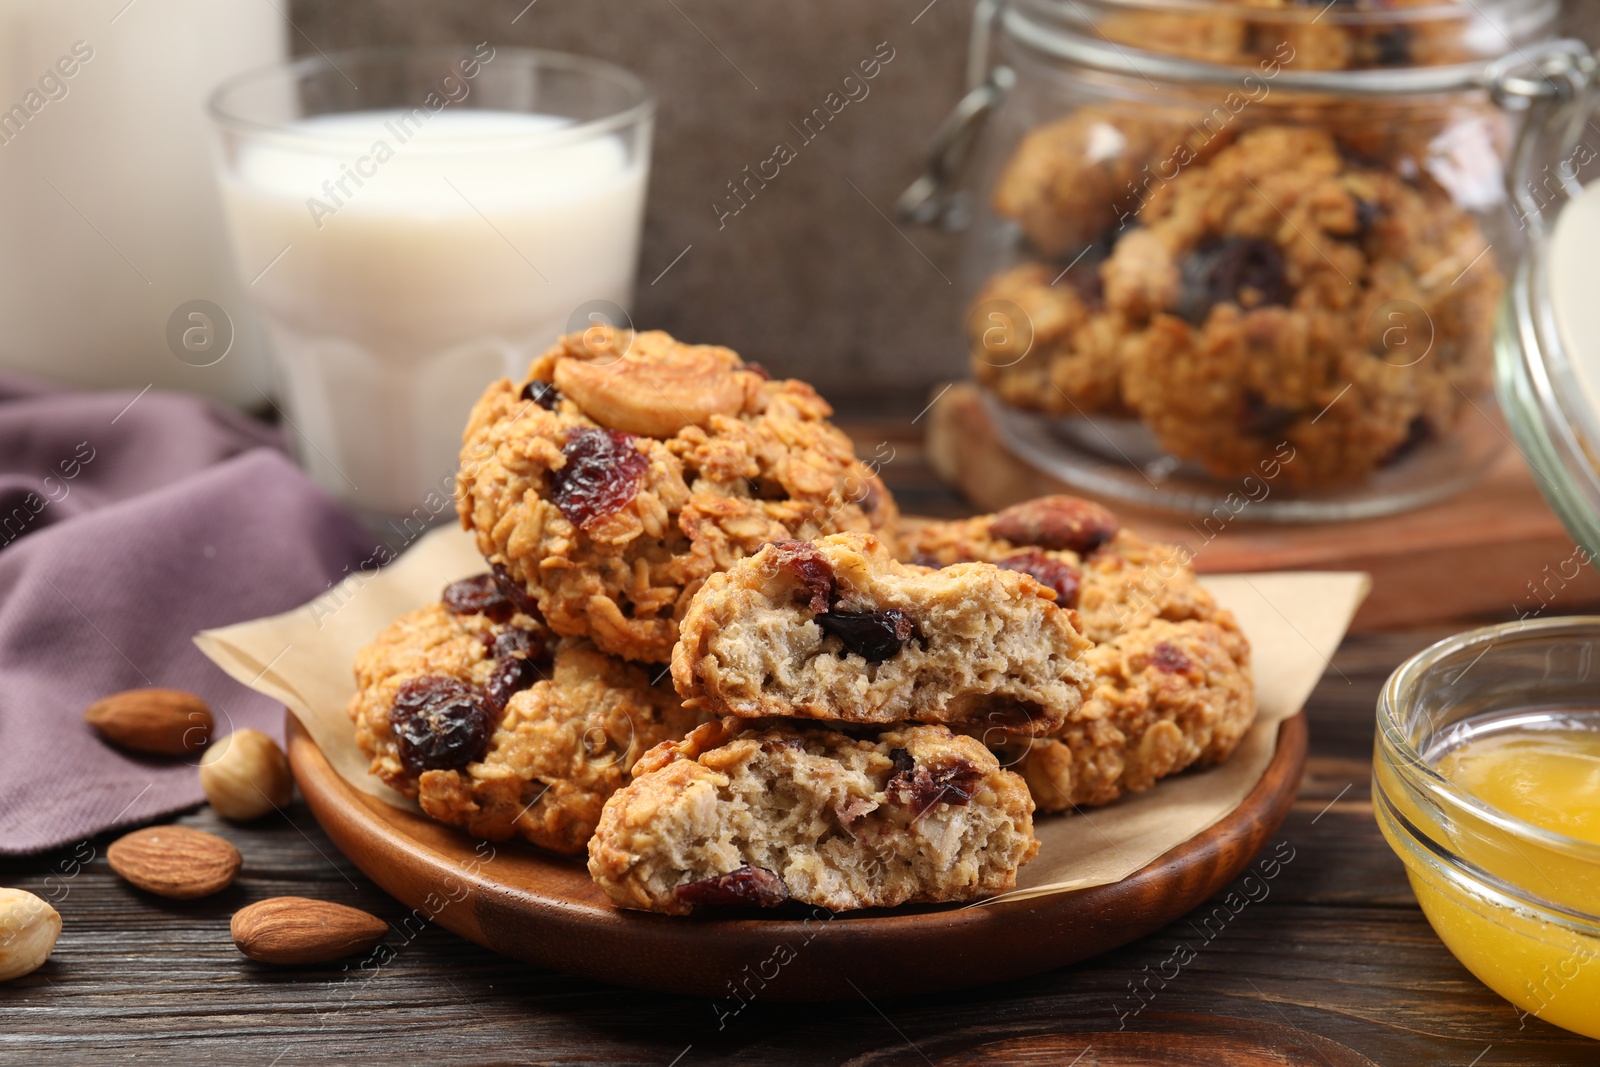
[292,0,973,402]
[291,2,1600,401]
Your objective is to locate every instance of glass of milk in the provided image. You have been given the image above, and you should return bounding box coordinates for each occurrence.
[207,46,653,527]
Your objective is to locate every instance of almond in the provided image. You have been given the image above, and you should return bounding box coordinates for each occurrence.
[84,688,213,755]
[231,897,388,965]
[107,826,240,899]
[0,888,61,982]
[553,343,749,437]
[200,729,293,821]
[987,495,1121,555]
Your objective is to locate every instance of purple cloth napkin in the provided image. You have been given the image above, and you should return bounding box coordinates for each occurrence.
[0,376,374,855]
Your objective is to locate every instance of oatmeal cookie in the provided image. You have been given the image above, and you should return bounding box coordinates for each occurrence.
[900,495,1256,807]
[1099,0,1486,72]
[899,495,1221,644]
[456,328,897,665]
[348,576,705,853]
[672,532,1093,734]
[587,718,1037,914]
[1102,125,1501,486]
[1010,618,1255,812]
[969,261,1130,416]
[994,106,1232,259]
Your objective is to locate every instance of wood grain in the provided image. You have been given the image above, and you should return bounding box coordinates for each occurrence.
[3,418,1596,1063]
[5,631,1597,1064]
[925,383,1600,631]
[910,1015,1384,1066]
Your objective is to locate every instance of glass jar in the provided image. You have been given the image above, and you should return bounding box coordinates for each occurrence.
[903,0,1562,520]
[1374,617,1600,1041]
[1495,41,1600,562]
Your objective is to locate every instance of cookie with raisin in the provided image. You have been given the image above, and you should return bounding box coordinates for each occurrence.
[899,495,1257,809]
[993,105,1232,260]
[898,495,1222,645]
[456,328,898,664]
[1008,618,1255,812]
[1102,125,1500,486]
[587,718,1038,914]
[348,575,705,853]
[671,532,1093,734]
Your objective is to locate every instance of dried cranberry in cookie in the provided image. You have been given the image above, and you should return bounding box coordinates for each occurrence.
[456,328,898,664]
[995,551,1081,608]
[768,538,835,614]
[443,573,522,623]
[673,866,789,909]
[388,677,494,775]
[519,379,561,409]
[815,608,918,664]
[547,428,648,532]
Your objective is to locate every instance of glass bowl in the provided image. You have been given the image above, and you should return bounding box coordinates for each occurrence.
[1373,616,1600,1040]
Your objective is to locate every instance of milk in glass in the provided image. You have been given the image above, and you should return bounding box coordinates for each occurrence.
[219,109,648,520]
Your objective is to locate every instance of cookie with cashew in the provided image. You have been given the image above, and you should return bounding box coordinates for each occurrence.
[456,328,898,664]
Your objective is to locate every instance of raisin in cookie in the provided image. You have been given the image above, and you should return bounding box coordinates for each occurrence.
[1103,125,1501,486]
[587,719,1037,914]
[672,532,1092,734]
[348,575,705,853]
[456,328,897,665]
[1008,618,1255,812]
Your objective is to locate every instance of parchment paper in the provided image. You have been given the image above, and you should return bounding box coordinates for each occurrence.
[194,523,1369,901]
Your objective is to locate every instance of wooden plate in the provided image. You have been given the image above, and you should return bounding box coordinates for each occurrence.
[287,710,1307,1001]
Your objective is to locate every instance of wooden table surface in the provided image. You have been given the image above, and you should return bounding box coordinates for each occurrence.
[4,411,1597,1066]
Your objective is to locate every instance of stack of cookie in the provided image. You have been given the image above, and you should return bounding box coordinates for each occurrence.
[348,328,1254,915]
[976,117,1502,487]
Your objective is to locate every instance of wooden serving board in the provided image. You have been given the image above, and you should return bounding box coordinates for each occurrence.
[287,710,1307,1001]
[926,383,1600,631]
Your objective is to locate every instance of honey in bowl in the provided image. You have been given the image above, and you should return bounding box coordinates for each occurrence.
[1408,712,1600,1039]
[1436,727,1600,846]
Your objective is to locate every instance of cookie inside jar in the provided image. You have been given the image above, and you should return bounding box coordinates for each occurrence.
[956,0,1558,516]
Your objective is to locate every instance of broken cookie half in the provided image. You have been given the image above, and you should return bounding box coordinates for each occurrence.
[587,718,1038,914]
[671,532,1093,735]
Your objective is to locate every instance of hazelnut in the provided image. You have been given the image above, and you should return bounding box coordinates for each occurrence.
[200,729,293,821]
[0,888,61,982]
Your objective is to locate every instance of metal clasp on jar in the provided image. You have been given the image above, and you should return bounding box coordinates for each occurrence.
[1486,38,1599,236]
[896,0,1011,229]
